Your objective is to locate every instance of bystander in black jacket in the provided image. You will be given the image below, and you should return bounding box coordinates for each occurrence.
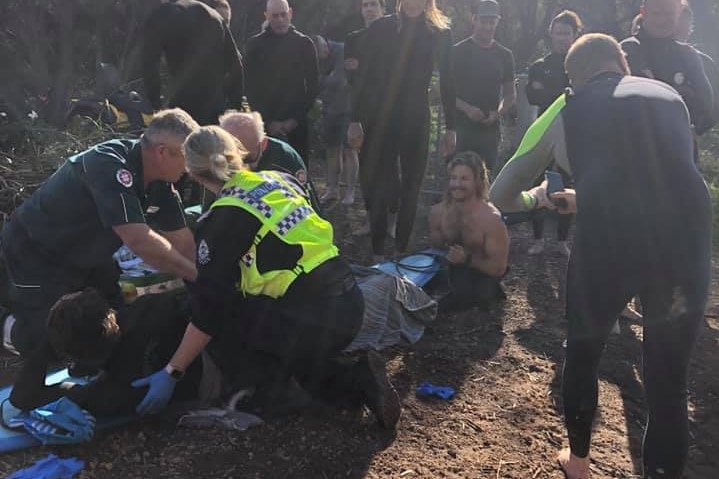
[351,12,455,255]
[525,51,573,245]
[621,28,714,135]
[527,52,569,115]
[344,27,371,119]
[244,25,319,161]
[695,49,719,126]
[143,0,244,125]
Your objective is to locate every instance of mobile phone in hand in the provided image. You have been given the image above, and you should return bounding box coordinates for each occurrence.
[545,170,568,208]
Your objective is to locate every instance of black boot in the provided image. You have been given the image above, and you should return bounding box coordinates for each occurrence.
[355,351,401,429]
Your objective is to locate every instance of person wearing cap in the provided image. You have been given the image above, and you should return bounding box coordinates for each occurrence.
[452,0,516,173]
[1,109,200,356]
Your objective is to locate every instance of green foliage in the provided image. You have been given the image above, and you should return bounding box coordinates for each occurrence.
[698,128,719,248]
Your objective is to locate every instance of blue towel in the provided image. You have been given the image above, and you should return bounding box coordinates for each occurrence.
[7,398,95,445]
[416,382,456,400]
[8,454,84,479]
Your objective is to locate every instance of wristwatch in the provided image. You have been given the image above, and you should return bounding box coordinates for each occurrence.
[164,364,185,381]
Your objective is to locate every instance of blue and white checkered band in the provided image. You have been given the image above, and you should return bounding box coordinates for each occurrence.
[277,206,313,235]
[241,252,254,267]
[220,186,274,219]
[258,173,297,199]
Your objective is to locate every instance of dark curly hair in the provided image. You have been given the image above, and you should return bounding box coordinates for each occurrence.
[550,10,584,35]
[47,288,121,363]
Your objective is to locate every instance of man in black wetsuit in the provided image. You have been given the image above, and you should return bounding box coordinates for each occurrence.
[620,0,714,138]
[143,0,245,125]
[344,0,386,83]
[344,0,387,236]
[490,34,712,479]
[244,0,319,163]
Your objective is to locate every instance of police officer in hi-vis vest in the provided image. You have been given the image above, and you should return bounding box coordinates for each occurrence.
[131,126,401,429]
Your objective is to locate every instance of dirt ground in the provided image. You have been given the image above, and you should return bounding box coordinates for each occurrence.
[0,156,717,479]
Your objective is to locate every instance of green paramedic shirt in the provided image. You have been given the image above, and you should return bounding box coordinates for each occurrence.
[13,139,187,270]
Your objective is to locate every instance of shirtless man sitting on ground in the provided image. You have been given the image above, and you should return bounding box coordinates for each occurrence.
[428,151,509,311]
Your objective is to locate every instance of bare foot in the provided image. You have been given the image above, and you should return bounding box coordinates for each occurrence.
[557,448,590,479]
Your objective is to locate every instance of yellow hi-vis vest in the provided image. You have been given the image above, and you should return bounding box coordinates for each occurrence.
[210,170,339,298]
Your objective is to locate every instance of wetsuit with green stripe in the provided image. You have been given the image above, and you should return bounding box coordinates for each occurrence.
[490,72,712,479]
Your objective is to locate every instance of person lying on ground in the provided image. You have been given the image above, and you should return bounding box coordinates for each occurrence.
[133,126,401,429]
[428,151,508,312]
[1,109,199,357]
[489,33,711,479]
[9,288,202,416]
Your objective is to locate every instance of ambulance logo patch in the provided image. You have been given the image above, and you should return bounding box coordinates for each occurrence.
[674,72,685,86]
[116,169,134,188]
[198,240,211,265]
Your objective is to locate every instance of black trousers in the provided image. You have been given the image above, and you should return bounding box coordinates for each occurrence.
[206,284,364,394]
[360,110,430,254]
[1,221,122,355]
[434,264,505,313]
[456,121,500,172]
[285,122,310,167]
[562,224,711,478]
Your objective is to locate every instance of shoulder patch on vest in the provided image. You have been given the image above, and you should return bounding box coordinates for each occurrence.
[116,168,134,188]
[674,72,685,86]
[198,239,211,265]
[295,169,308,184]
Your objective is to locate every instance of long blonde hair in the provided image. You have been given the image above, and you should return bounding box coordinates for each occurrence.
[398,0,451,29]
[183,126,249,184]
[445,151,490,202]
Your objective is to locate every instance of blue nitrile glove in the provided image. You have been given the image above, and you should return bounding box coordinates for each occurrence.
[131,368,177,415]
[7,454,85,479]
[416,382,456,400]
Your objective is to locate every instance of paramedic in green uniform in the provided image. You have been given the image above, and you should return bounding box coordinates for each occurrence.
[1,109,199,356]
[132,126,401,429]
